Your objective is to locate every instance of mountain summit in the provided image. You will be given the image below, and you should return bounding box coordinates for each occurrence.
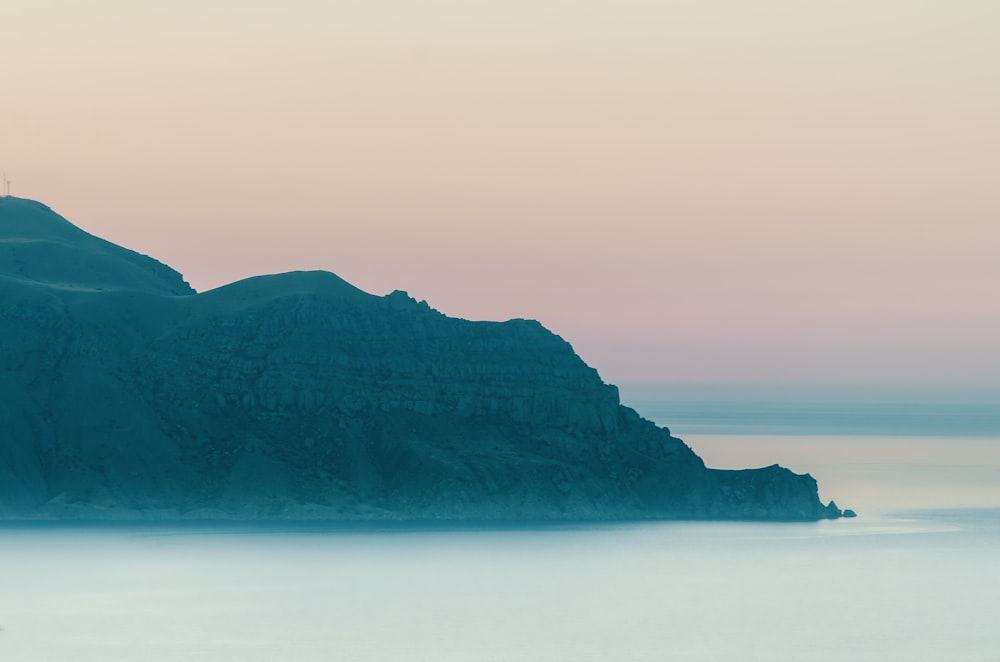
[0,198,844,521]
[0,196,193,295]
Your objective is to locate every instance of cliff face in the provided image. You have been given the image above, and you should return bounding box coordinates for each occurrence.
[0,197,842,521]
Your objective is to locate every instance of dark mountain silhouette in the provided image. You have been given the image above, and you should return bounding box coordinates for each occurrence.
[0,196,843,521]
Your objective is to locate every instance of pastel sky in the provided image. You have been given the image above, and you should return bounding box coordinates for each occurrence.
[2,1,998,398]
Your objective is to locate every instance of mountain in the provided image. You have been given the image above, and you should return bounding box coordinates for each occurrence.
[0,197,193,296]
[0,196,844,521]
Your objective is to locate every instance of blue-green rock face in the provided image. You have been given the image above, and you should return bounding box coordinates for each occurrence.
[0,198,842,521]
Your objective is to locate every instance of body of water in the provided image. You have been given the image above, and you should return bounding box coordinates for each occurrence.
[1,400,998,661]
[632,399,1000,513]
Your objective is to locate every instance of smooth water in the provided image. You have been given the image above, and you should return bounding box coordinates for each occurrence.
[634,399,1000,513]
[2,401,999,661]
[629,399,1000,438]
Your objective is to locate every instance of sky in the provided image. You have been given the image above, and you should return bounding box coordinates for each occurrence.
[2,1,998,399]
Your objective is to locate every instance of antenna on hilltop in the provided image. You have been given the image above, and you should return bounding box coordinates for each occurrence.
[2,171,8,197]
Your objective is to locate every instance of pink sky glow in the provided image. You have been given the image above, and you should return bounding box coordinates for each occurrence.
[2,1,998,397]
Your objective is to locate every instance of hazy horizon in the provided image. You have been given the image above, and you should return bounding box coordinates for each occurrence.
[2,1,997,393]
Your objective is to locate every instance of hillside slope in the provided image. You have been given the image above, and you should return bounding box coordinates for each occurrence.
[0,197,843,521]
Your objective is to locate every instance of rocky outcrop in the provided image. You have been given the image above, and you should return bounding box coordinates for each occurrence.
[0,196,843,521]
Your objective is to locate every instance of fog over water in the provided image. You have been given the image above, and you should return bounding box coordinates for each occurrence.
[2,401,998,661]
[633,400,1000,514]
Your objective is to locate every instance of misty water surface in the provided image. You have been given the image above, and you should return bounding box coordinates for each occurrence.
[1,401,998,661]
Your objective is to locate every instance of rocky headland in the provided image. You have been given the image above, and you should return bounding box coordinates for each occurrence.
[0,196,844,521]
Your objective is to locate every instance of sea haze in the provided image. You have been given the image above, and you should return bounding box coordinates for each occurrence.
[628,399,1000,438]
[631,399,1000,513]
[2,399,999,661]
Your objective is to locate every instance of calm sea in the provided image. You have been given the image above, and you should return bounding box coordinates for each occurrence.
[633,399,1000,514]
[1,401,998,661]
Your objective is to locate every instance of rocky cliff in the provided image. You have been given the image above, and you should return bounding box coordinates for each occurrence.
[0,197,843,521]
